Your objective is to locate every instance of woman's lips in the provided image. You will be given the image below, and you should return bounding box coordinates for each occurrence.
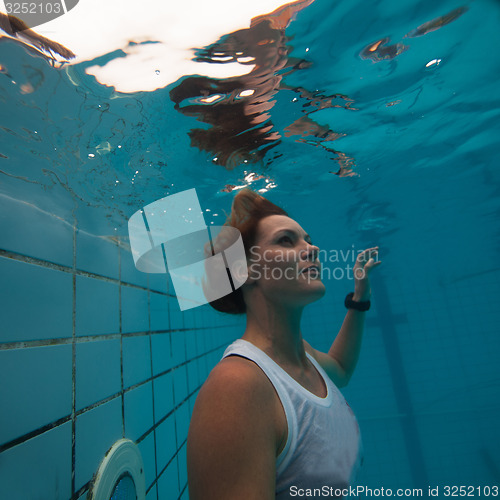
[301,265,320,275]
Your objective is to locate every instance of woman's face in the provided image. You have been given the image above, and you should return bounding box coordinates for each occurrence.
[246,214,326,307]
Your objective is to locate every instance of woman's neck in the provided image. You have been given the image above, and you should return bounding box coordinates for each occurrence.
[242,301,307,367]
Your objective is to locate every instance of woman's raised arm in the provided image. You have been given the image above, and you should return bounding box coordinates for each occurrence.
[304,247,381,387]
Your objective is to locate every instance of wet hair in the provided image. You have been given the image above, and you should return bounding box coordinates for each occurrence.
[208,188,288,315]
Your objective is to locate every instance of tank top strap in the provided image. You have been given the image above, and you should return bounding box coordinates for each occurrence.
[221,339,297,472]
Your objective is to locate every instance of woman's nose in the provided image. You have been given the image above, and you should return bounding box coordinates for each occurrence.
[300,243,319,261]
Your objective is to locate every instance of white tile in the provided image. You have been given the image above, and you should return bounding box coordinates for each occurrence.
[123,336,152,388]
[153,372,175,423]
[155,414,177,472]
[0,194,73,267]
[0,258,72,343]
[76,230,119,279]
[76,339,121,411]
[122,286,150,333]
[75,397,122,492]
[124,382,154,441]
[0,421,71,500]
[0,345,72,445]
[76,276,119,336]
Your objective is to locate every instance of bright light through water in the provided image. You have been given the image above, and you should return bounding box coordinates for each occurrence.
[0,0,313,92]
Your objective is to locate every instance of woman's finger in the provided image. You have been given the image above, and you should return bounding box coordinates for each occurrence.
[366,259,382,270]
[358,247,379,259]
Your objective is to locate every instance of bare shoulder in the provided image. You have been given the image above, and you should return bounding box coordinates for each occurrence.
[192,354,277,420]
[187,355,278,499]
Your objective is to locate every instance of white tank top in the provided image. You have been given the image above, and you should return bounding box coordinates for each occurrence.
[222,339,363,499]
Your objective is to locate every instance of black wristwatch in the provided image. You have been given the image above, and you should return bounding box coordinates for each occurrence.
[344,292,371,311]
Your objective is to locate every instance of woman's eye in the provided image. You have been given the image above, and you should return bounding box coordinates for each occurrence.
[279,236,292,244]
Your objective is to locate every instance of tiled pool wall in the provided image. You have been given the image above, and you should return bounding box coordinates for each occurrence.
[303,263,500,492]
[0,195,243,500]
[2,193,499,499]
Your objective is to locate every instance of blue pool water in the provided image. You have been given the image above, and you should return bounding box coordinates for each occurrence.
[1,0,500,498]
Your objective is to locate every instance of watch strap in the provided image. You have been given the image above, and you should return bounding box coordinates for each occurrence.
[344,292,371,311]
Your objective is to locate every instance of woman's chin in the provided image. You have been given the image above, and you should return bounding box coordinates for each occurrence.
[302,280,326,302]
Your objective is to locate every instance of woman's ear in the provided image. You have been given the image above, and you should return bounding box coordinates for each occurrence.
[245,259,261,285]
[232,259,258,285]
[229,259,252,286]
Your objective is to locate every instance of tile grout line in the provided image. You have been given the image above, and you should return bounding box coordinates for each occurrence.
[173,369,181,494]
[177,480,188,500]
[146,438,187,496]
[1,237,239,500]
[0,342,226,454]
[173,297,186,493]
[0,247,174,296]
[147,276,160,500]
[137,380,203,447]
[119,243,125,438]
[71,219,77,497]
[73,480,91,500]
[0,414,72,454]
[0,325,239,350]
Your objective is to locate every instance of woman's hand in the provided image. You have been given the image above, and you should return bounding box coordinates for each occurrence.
[352,247,381,302]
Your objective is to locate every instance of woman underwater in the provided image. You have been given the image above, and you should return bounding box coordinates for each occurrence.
[187,188,381,499]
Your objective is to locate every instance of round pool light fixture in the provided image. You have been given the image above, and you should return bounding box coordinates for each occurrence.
[88,439,145,500]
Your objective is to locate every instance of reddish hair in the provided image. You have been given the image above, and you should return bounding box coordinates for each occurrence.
[208,188,288,314]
